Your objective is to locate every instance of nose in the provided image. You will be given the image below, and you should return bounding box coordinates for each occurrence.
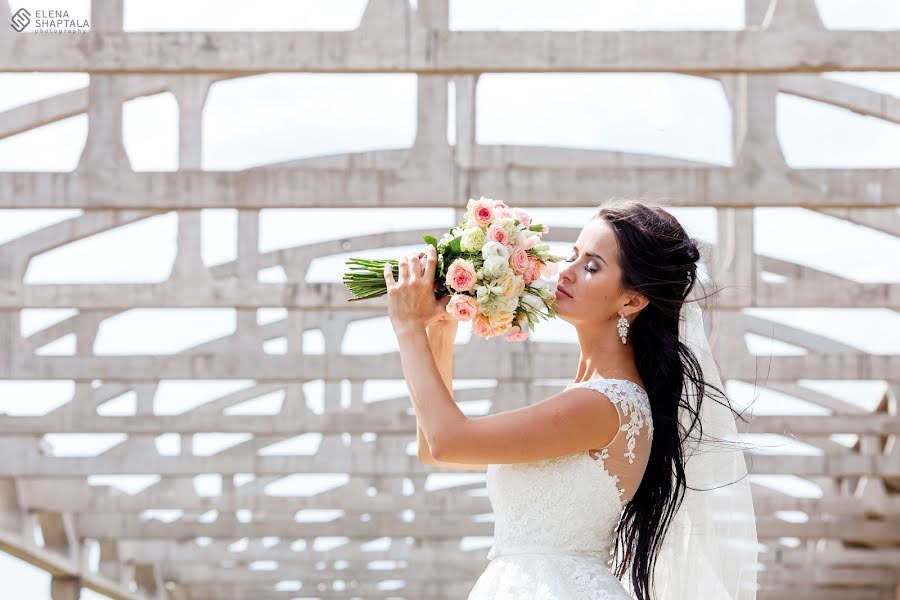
[557,260,575,285]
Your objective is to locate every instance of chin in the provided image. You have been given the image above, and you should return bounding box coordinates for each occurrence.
[554,307,571,322]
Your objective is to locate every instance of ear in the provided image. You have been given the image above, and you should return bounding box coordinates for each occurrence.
[625,293,649,316]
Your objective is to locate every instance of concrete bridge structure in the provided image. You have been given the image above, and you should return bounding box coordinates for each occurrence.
[0,0,898,598]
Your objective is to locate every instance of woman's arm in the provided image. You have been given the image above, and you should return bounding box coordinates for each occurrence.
[417,321,455,460]
[417,321,486,470]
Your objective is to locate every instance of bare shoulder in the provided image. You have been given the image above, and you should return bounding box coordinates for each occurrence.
[552,385,622,436]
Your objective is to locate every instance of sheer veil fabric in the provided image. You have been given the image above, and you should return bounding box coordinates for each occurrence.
[626,300,760,599]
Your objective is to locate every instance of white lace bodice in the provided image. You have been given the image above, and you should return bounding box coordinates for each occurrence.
[484,379,654,565]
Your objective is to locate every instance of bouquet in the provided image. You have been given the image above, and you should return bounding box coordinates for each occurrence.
[342,197,565,341]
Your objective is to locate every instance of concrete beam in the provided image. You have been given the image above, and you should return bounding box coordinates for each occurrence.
[0,337,898,379]
[0,529,154,600]
[64,512,900,542]
[0,412,896,436]
[1,279,898,310]
[0,167,897,209]
[0,437,896,477]
[184,581,475,600]
[20,480,900,518]
[2,30,899,74]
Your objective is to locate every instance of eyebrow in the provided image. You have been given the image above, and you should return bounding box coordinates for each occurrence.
[572,245,608,266]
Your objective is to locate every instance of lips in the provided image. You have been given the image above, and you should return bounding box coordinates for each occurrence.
[556,285,572,298]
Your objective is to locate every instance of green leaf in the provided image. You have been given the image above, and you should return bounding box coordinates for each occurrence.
[449,235,462,253]
[423,235,438,247]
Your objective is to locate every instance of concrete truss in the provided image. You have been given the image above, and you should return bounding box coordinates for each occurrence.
[0,0,898,598]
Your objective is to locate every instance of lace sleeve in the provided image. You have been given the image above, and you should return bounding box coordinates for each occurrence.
[571,380,653,465]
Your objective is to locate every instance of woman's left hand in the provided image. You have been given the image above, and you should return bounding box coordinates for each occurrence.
[384,246,451,334]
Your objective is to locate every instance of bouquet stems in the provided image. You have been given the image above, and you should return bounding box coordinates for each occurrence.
[343,257,449,301]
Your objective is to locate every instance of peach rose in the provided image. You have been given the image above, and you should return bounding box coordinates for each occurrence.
[489,310,515,332]
[497,271,521,298]
[447,294,479,322]
[513,274,526,297]
[510,247,531,275]
[446,258,477,292]
[472,314,494,338]
[528,256,543,282]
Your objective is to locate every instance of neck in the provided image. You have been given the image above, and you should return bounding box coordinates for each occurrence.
[573,323,636,382]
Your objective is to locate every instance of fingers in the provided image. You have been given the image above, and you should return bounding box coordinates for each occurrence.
[424,246,437,279]
[408,250,429,282]
[398,254,410,283]
[389,249,433,288]
[383,261,396,288]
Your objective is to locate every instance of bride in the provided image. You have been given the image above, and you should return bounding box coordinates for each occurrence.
[383,199,759,600]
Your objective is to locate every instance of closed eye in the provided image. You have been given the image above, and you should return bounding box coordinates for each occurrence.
[565,257,597,273]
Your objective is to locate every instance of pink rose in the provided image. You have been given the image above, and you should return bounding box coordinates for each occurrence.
[522,255,541,284]
[447,294,479,322]
[512,208,531,228]
[523,235,538,250]
[472,315,494,338]
[446,258,477,292]
[505,325,530,342]
[510,247,530,275]
[494,199,508,209]
[487,224,509,245]
[528,259,544,283]
[470,199,495,227]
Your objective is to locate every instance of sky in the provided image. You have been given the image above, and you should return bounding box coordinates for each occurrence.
[1,1,900,598]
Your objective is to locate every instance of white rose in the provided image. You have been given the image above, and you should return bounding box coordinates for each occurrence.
[481,241,510,262]
[482,256,510,278]
[499,217,519,238]
[461,227,487,253]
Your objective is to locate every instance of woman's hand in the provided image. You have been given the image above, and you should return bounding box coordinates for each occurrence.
[384,246,453,335]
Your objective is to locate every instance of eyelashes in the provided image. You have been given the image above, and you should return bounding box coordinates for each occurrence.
[565,258,597,273]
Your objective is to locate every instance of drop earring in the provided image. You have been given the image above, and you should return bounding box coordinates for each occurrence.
[617,313,629,345]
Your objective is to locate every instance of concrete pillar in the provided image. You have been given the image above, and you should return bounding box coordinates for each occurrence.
[50,576,81,600]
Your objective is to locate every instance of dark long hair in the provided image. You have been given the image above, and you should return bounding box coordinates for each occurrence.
[593,199,753,600]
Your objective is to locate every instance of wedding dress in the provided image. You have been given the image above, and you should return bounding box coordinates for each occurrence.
[467,378,653,600]
[465,301,759,599]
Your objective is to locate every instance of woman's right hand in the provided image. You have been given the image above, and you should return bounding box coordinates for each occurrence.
[425,290,455,330]
[410,252,456,330]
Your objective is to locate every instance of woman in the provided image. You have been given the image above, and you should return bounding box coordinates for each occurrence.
[383,199,757,600]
